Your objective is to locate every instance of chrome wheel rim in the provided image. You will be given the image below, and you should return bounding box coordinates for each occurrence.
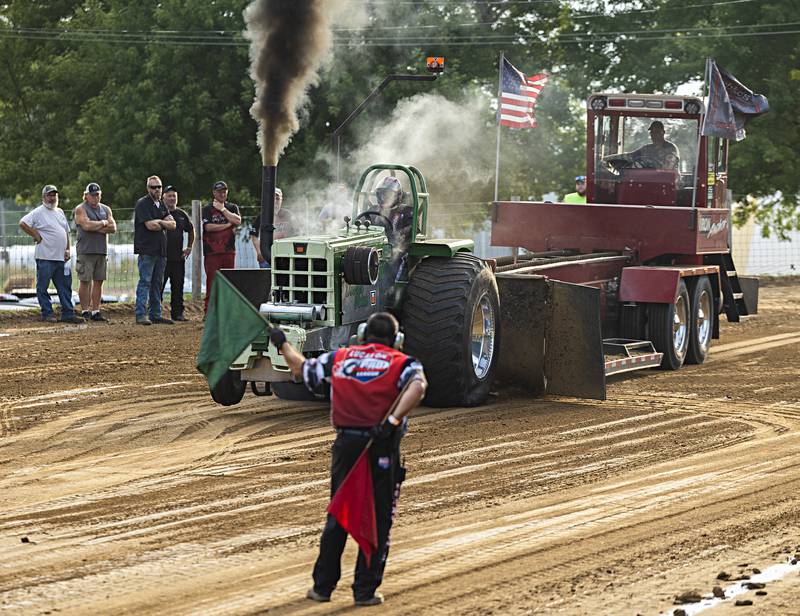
[673,293,688,357]
[695,289,712,353]
[470,293,496,379]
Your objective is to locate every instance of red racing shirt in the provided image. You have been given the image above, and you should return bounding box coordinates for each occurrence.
[302,343,425,428]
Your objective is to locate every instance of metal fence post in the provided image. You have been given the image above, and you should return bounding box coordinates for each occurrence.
[191,200,201,301]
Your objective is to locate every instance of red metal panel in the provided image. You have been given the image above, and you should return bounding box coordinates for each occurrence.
[620,268,681,303]
[619,265,720,303]
[491,202,730,263]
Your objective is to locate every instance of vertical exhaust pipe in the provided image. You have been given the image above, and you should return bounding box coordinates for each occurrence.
[259,165,277,267]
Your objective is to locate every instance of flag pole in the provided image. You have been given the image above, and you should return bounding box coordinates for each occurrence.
[691,57,711,212]
[493,51,504,203]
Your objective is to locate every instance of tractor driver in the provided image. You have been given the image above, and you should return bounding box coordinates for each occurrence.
[603,120,680,172]
[629,120,680,170]
[359,177,415,245]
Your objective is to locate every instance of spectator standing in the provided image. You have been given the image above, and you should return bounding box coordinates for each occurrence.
[133,175,175,325]
[563,175,587,204]
[202,180,241,311]
[18,185,83,323]
[74,182,116,321]
[161,185,194,321]
[271,312,427,607]
[249,187,295,268]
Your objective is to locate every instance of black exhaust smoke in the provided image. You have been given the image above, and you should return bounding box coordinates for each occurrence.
[244,0,344,165]
[260,165,276,264]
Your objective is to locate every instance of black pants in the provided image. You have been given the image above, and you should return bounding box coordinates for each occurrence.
[312,431,405,600]
[161,259,185,319]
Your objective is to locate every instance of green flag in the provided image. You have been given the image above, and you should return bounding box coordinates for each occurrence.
[196,273,268,389]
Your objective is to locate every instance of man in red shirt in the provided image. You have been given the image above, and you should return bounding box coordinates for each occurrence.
[271,312,427,606]
[201,180,241,312]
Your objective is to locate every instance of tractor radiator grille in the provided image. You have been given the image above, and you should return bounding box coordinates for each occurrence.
[272,257,333,307]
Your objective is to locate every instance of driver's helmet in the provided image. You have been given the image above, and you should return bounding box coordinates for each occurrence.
[375,176,404,208]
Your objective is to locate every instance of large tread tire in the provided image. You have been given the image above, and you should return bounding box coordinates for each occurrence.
[401,253,500,407]
[686,275,713,365]
[619,304,645,340]
[210,370,246,406]
[648,280,690,371]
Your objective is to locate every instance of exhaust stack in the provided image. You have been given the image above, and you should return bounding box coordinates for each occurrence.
[259,165,277,266]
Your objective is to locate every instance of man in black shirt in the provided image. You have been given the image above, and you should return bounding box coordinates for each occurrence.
[160,186,194,321]
[134,175,176,325]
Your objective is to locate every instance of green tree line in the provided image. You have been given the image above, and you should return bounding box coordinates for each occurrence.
[0,0,797,232]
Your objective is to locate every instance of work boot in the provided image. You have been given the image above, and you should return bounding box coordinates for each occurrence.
[151,316,174,325]
[136,317,152,326]
[354,592,384,606]
[173,315,188,322]
[306,588,331,603]
[60,315,85,324]
[81,310,91,319]
[91,311,108,322]
[41,314,58,323]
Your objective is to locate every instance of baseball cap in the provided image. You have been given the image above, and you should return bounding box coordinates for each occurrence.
[42,184,58,195]
[648,120,665,131]
[575,175,586,182]
[213,181,228,191]
[85,182,101,195]
[163,185,177,194]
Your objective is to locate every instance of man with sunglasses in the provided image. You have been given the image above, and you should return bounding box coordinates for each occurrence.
[133,176,176,325]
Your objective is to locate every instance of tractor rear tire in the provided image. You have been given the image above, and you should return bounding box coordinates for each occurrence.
[401,253,500,407]
[648,280,690,371]
[210,370,246,406]
[272,381,329,402]
[686,275,713,365]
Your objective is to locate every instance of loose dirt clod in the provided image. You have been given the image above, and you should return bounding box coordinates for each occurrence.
[744,582,765,590]
[712,586,725,598]
[674,591,702,603]
[755,590,767,596]
[717,571,731,581]
[752,567,761,574]
[735,599,753,606]
[673,609,687,616]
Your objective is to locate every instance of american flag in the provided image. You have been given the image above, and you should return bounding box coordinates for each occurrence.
[499,57,548,129]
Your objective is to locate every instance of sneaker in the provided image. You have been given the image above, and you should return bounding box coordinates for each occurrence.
[41,315,58,323]
[354,592,384,606]
[306,588,331,603]
[151,317,174,325]
[81,311,91,319]
[60,315,85,324]
[91,312,108,322]
[136,317,152,326]
[173,315,188,322]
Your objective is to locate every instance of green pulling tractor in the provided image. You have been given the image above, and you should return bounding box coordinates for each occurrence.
[207,164,500,407]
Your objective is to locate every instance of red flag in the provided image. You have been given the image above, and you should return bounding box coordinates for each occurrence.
[327,448,378,566]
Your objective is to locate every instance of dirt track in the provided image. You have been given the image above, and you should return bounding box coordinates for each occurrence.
[1,283,800,615]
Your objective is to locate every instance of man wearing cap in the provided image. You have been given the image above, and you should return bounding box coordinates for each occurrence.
[18,185,84,323]
[161,186,194,321]
[74,182,116,322]
[563,176,587,204]
[201,181,241,312]
[249,187,296,268]
[134,175,176,325]
[631,120,680,169]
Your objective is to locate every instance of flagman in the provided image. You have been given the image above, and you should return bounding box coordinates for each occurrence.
[269,312,427,606]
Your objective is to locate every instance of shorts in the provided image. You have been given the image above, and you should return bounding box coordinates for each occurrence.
[76,253,107,282]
